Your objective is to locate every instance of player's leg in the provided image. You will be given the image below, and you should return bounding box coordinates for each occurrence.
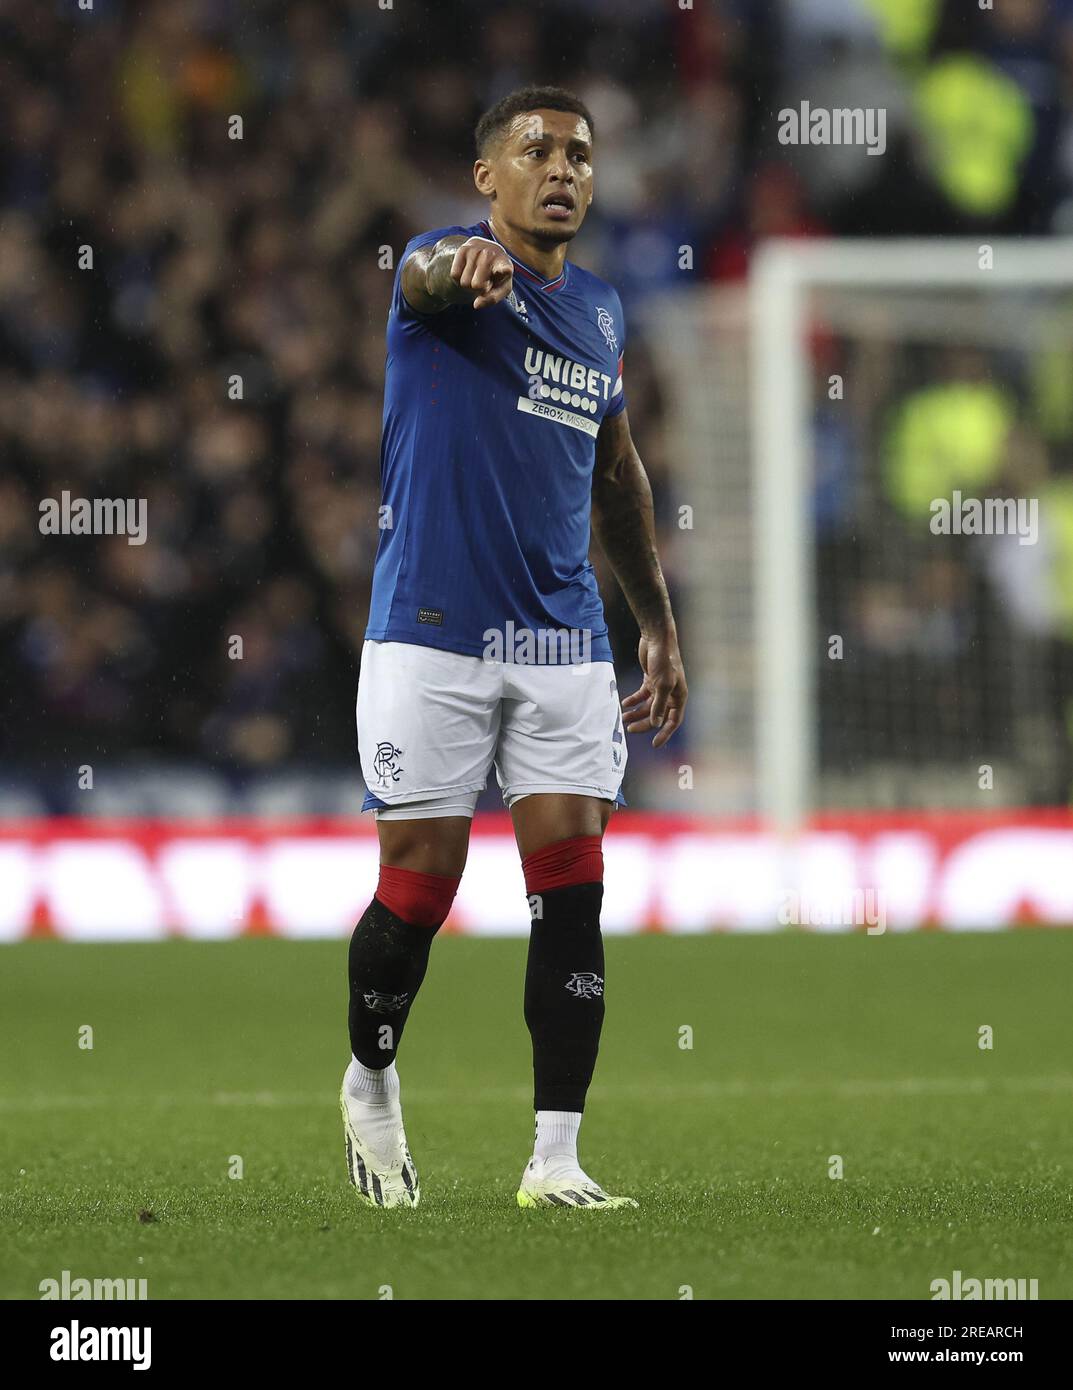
[498,661,636,1208]
[341,806,471,1208]
[515,794,610,1155]
[346,810,470,1091]
[342,640,496,1207]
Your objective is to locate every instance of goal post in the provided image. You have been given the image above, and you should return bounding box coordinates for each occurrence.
[749,244,811,835]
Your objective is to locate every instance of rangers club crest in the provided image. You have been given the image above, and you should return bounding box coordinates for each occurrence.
[595,305,618,353]
[372,741,403,785]
[363,988,410,1014]
[565,971,604,999]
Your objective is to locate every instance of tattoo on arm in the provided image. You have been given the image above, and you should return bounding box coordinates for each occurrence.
[591,409,675,636]
[401,236,469,314]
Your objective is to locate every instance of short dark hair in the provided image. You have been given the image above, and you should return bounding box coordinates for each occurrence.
[474,85,595,160]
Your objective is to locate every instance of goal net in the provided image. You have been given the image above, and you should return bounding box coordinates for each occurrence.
[645,240,1073,832]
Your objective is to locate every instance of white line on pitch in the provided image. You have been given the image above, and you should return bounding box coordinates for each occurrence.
[0,1075,1071,1112]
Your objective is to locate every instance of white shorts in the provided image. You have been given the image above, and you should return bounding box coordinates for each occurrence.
[357,640,626,819]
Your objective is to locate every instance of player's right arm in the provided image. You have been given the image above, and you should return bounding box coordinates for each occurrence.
[401,236,514,313]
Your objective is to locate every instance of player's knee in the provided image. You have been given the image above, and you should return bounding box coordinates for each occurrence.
[375,863,461,929]
[513,793,611,855]
[522,834,604,897]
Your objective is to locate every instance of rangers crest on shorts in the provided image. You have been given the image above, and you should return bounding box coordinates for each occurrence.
[372,741,404,787]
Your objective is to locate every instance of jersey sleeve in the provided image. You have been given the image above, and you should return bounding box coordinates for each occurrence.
[603,290,627,419]
[393,226,473,323]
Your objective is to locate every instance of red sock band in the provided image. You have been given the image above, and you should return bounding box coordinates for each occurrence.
[375,864,461,928]
[522,835,604,896]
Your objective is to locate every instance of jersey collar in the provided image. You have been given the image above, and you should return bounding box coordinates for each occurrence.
[478,220,569,293]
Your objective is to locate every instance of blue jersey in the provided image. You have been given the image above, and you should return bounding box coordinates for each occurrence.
[366,219,627,666]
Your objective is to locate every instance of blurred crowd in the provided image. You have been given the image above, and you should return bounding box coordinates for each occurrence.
[812,324,1073,807]
[3,0,1073,809]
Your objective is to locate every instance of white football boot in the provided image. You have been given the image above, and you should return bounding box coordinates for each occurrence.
[516,1154,638,1209]
[340,1075,419,1209]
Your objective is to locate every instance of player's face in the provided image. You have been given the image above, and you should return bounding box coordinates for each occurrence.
[485,109,594,243]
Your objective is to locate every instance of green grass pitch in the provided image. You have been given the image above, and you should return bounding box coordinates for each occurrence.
[2,931,1071,1300]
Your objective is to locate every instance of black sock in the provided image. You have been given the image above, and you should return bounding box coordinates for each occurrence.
[347,896,439,1068]
[524,882,605,1112]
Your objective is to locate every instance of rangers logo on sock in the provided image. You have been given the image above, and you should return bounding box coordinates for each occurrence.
[564,971,604,999]
[363,988,410,1014]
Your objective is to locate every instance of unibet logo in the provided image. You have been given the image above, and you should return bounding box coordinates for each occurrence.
[523,347,613,408]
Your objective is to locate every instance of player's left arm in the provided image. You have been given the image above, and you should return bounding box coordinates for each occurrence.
[591,407,687,747]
